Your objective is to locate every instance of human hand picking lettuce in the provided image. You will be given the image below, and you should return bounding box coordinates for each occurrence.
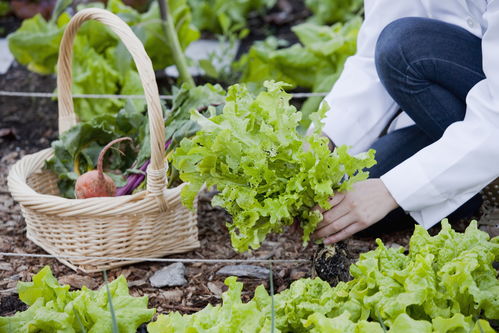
[172,80,375,252]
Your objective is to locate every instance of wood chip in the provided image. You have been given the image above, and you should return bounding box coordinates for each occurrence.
[59,274,98,290]
[0,263,12,271]
[160,289,184,303]
[207,281,223,297]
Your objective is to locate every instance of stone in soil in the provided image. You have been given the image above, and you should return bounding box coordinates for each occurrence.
[216,265,270,279]
[149,263,187,288]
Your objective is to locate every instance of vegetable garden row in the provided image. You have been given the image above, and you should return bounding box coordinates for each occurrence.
[0,0,497,332]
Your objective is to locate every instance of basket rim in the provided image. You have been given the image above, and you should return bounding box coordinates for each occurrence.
[8,148,187,217]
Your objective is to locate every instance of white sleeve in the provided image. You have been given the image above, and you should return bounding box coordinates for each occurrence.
[381,1,499,228]
[321,0,426,154]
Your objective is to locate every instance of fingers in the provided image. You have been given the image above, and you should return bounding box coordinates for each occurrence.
[316,193,346,227]
[318,201,350,229]
[313,213,356,240]
[324,223,362,245]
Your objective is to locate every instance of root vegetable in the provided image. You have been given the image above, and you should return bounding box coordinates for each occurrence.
[75,137,132,199]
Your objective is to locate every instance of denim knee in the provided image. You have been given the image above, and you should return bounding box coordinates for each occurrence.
[375,17,433,79]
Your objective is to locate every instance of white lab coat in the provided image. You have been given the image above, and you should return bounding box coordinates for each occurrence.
[322,0,499,229]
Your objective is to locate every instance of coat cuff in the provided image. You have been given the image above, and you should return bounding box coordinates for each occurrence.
[380,160,444,229]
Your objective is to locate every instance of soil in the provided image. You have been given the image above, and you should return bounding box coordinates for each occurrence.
[0,15,21,38]
[0,63,58,150]
[237,0,310,58]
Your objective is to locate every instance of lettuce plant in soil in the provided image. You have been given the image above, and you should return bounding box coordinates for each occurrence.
[2,221,497,332]
[147,220,499,332]
[235,15,361,129]
[0,266,155,332]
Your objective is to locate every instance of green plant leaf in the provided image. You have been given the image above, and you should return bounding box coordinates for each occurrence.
[147,221,499,332]
[172,81,375,252]
[0,267,155,332]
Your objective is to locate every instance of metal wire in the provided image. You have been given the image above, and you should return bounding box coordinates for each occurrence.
[0,252,310,264]
[0,91,174,100]
[0,90,328,100]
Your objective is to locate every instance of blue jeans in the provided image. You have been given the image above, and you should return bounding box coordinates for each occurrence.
[362,17,484,235]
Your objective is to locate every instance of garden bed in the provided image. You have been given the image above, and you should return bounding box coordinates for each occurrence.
[0,1,489,330]
[0,62,421,318]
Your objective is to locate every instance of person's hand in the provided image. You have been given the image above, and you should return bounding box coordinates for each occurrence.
[312,179,399,244]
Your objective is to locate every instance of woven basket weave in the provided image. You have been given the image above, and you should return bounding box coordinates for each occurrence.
[7,8,199,273]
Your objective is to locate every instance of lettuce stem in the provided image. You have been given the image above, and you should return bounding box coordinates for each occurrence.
[158,0,195,87]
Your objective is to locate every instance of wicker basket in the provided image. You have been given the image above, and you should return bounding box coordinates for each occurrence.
[7,8,199,273]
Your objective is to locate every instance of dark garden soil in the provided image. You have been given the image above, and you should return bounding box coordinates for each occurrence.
[0,15,21,38]
[237,0,310,57]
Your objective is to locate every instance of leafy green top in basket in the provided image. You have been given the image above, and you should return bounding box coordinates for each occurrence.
[172,81,376,252]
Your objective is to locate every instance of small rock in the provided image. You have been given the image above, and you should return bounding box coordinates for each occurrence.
[290,269,307,281]
[149,263,187,288]
[161,289,183,302]
[216,265,270,279]
[207,281,223,296]
[386,243,404,250]
[0,263,12,271]
[7,274,21,281]
[59,274,98,290]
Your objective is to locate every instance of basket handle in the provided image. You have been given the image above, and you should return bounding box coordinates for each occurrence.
[57,8,168,205]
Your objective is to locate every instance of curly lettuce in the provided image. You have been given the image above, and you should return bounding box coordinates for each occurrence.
[187,0,275,34]
[172,81,376,252]
[148,221,499,332]
[235,17,361,128]
[0,266,155,333]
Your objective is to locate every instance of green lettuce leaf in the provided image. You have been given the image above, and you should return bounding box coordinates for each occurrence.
[148,220,498,332]
[0,266,155,333]
[172,81,375,252]
[305,0,363,25]
[235,16,361,129]
[303,312,384,333]
[147,277,271,333]
[187,0,275,34]
[165,83,226,149]
[7,13,70,74]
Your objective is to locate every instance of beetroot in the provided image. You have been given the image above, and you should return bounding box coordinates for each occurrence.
[74,137,132,199]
